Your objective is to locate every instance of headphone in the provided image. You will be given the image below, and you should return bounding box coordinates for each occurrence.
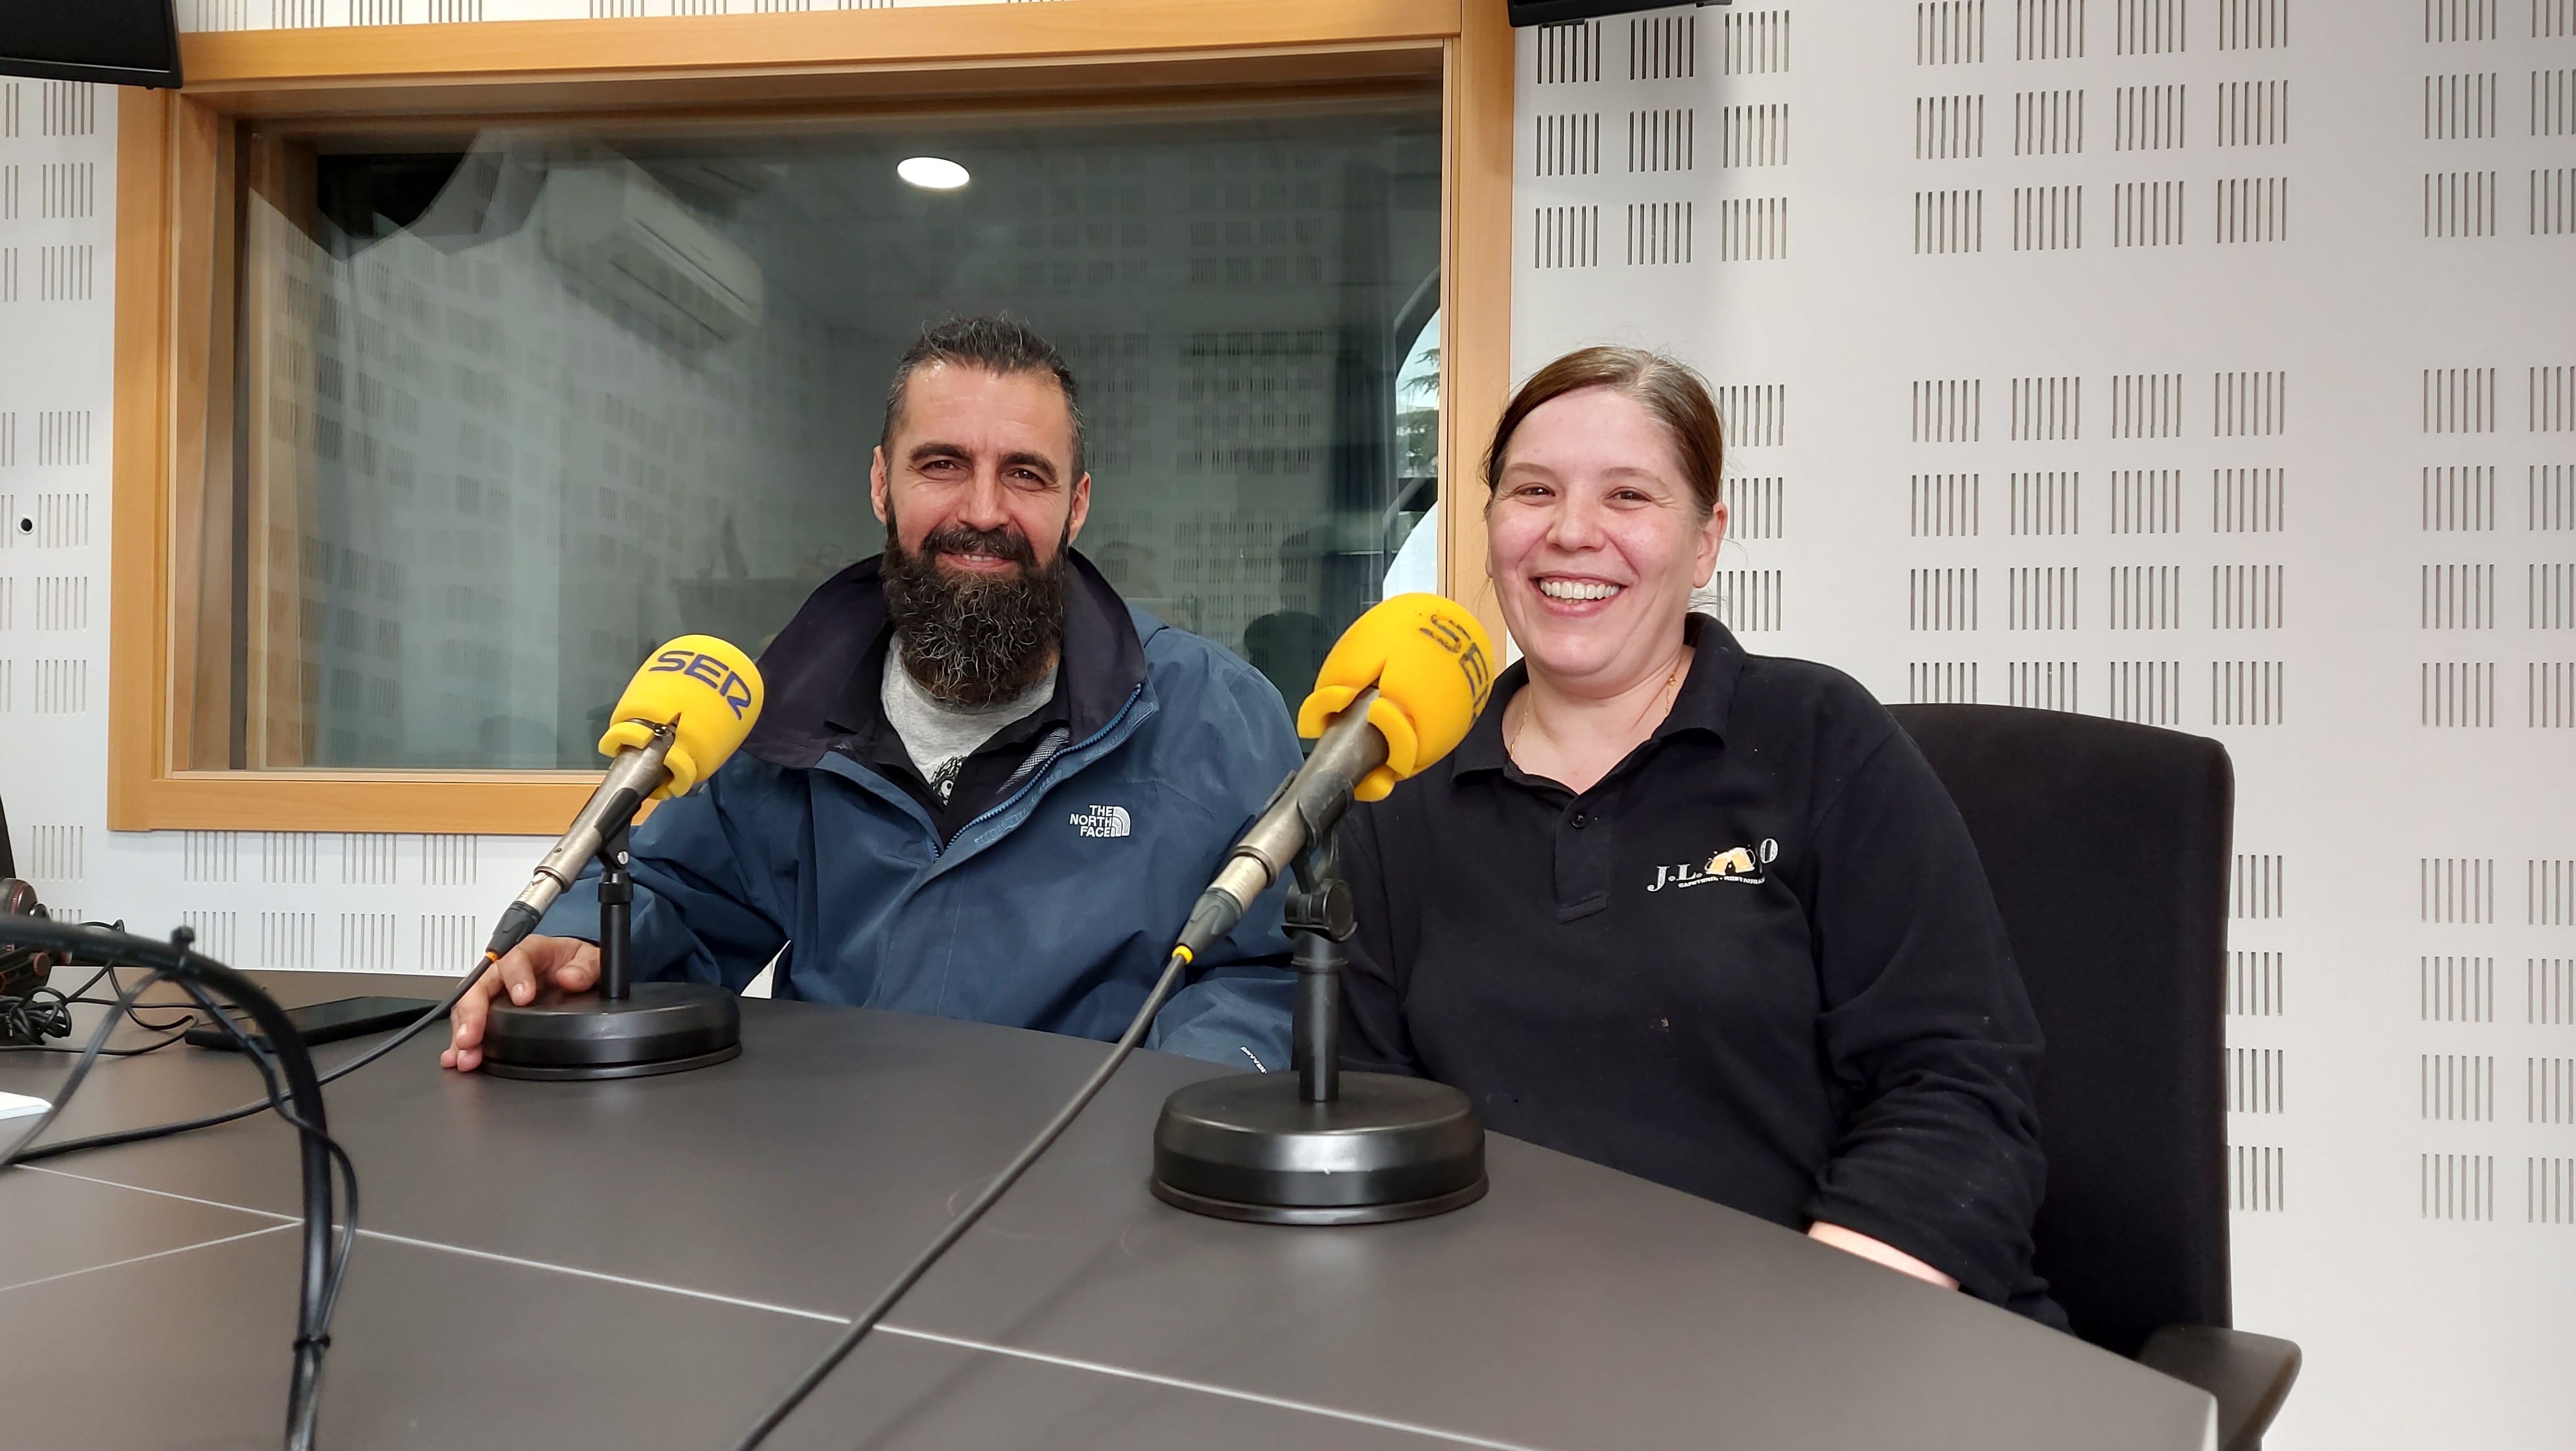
[1,878,58,1007]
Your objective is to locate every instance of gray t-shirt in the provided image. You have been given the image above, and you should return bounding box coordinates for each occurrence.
[880,639,1055,803]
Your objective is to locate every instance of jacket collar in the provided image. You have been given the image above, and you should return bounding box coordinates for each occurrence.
[1451,612,1746,778]
[743,547,1146,770]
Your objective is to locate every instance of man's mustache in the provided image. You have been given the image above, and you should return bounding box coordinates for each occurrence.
[920,522,1037,568]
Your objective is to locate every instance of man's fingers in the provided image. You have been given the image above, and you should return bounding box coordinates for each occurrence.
[497,952,542,1005]
[441,938,594,1074]
[553,951,599,991]
[443,975,496,1072]
[442,1000,481,1072]
[443,963,505,1067]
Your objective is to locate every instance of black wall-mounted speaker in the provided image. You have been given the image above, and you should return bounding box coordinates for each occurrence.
[0,0,184,89]
[1510,0,1729,27]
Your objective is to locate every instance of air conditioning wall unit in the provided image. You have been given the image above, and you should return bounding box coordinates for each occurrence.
[538,156,765,347]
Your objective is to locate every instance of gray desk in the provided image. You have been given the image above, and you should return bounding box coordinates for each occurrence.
[0,971,2214,1450]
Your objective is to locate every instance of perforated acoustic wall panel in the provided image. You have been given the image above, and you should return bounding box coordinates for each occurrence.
[0,21,572,971]
[3,3,2572,1447]
[1516,5,2573,1448]
[3,7,1077,977]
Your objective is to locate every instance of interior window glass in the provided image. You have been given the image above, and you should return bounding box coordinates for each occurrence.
[207,94,1441,769]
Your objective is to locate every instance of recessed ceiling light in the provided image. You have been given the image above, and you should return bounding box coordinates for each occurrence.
[897,156,970,191]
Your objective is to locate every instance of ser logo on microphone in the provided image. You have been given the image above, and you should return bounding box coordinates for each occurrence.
[1416,617,1494,717]
[648,649,758,719]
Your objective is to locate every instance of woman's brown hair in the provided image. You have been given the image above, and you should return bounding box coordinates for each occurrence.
[1482,345,1725,518]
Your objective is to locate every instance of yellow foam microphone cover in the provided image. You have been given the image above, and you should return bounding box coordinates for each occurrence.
[1296,593,1497,802]
[596,635,766,800]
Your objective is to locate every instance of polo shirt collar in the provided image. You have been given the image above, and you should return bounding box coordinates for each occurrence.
[1656,612,1748,743]
[1451,612,1748,778]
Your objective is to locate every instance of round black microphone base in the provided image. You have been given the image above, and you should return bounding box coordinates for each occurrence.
[480,981,741,1082]
[1150,1071,1486,1226]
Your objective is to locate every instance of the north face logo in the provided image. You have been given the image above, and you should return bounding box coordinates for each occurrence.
[1070,805,1131,839]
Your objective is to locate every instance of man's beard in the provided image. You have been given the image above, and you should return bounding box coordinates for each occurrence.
[881,515,1070,708]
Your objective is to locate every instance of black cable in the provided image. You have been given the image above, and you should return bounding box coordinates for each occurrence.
[726,947,1194,1451]
[1,959,198,1054]
[173,976,364,1448]
[52,936,187,1021]
[31,961,206,1050]
[52,963,117,1002]
[0,966,170,1170]
[0,924,200,1049]
[100,990,201,1034]
[11,956,492,1165]
[0,1023,194,1057]
[51,957,130,1010]
[66,1012,198,1040]
[0,917,346,1451]
[0,985,75,1045]
[12,898,523,1165]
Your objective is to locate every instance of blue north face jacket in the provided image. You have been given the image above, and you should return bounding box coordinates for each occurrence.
[536,553,1302,1069]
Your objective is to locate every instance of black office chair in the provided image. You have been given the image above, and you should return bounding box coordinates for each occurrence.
[1887,704,2300,1451]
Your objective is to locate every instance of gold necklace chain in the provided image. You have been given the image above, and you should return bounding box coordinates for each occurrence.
[1509,649,1686,762]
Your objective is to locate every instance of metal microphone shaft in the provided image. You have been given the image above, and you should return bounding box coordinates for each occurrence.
[484,726,674,960]
[1175,686,1384,962]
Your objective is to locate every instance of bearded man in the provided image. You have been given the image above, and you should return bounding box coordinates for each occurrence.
[443,317,1301,1072]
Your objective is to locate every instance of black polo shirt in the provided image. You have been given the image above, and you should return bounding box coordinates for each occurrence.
[1338,616,2062,1321]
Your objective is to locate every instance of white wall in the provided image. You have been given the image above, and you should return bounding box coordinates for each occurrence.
[1,2,2570,1446]
[0,79,541,972]
[1516,4,2575,1448]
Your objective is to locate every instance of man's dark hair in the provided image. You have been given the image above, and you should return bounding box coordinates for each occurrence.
[881,315,1085,476]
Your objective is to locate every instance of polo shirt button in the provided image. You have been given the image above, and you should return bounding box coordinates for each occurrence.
[1570,811,1587,828]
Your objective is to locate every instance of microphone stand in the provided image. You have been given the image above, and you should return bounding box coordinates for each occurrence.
[479,811,743,1082]
[1285,836,1352,1105]
[1150,824,1486,1225]
[596,820,636,1003]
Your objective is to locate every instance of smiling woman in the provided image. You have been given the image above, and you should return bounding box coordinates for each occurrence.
[1482,348,1728,794]
[1333,343,2068,1327]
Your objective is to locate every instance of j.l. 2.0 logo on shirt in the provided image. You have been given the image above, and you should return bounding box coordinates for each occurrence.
[1648,839,1779,892]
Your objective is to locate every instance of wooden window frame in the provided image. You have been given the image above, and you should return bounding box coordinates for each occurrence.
[109,0,1511,834]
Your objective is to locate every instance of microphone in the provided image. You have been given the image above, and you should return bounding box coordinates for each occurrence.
[485,635,765,961]
[1173,593,1495,963]
[1150,593,1497,1227]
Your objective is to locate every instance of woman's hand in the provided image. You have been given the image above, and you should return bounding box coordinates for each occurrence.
[1806,1221,1961,1291]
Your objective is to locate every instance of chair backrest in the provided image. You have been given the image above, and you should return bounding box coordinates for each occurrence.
[1887,704,2233,1356]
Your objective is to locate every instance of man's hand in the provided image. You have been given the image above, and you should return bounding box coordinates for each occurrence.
[1807,1221,1962,1291]
[441,934,602,1073]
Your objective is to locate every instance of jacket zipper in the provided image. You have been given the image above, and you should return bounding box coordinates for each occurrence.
[927,683,1148,861]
